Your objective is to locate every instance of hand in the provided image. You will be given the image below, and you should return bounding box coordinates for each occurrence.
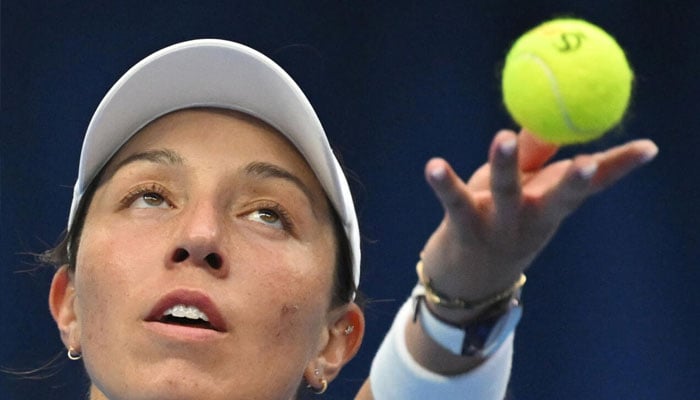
[419,129,658,322]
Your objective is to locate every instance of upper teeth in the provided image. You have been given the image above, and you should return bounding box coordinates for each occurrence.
[163,304,209,322]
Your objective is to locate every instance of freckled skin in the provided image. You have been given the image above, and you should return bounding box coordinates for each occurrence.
[69,109,341,400]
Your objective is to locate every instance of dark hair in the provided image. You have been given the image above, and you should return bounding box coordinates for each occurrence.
[38,167,102,273]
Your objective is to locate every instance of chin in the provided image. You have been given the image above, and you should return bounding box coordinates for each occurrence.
[91,370,298,400]
[94,381,230,400]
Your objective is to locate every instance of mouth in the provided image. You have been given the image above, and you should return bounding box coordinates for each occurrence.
[160,304,214,329]
[145,289,227,335]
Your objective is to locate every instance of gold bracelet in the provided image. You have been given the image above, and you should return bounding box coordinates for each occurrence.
[416,260,526,310]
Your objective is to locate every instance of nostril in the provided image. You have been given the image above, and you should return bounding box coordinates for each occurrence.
[173,248,189,263]
[205,253,223,270]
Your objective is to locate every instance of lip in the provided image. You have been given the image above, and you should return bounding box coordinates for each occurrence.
[144,289,228,341]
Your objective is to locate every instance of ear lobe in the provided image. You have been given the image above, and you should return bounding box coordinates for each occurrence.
[309,303,365,384]
[49,265,80,349]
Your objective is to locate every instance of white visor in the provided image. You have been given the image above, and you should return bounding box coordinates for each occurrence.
[68,39,360,292]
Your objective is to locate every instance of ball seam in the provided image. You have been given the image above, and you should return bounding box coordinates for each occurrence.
[523,53,585,135]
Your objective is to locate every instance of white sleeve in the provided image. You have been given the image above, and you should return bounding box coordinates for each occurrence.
[369,297,514,400]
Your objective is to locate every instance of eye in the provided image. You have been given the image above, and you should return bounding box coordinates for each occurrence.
[132,192,170,209]
[121,184,173,209]
[245,202,296,233]
[247,208,285,230]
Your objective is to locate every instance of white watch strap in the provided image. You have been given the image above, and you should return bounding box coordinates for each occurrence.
[417,296,466,354]
[412,283,523,357]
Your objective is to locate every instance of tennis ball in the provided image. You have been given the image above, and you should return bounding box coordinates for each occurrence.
[501,18,633,144]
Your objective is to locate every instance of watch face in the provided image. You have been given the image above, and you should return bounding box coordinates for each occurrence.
[480,303,523,358]
[462,320,498,357]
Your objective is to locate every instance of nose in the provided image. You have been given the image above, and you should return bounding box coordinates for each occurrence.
[172,247,223,270]
[169,200,228,275]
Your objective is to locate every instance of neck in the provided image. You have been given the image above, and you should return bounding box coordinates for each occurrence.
[89,385,108,400]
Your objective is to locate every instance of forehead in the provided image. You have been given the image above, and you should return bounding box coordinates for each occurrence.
[120,108,300,159]
[107,108,311,177]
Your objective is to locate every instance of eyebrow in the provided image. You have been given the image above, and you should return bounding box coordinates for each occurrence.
[111,150,319,214]
[244,161,317,211]
[114,148,185,172]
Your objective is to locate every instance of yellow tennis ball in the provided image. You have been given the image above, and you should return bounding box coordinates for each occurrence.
[502,18,633,144]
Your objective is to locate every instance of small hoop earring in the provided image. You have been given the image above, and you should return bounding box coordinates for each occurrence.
[309,378,328,395]
[67,347,82,361]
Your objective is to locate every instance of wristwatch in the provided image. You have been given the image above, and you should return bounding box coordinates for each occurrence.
[412,284,523,358]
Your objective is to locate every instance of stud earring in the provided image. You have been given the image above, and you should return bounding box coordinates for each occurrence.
[344,325,354,335]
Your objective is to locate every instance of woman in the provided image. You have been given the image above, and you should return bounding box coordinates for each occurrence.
[45,39,657,399]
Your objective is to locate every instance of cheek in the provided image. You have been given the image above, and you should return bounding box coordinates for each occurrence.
[73,251,119,345]
[243,291,324,372]
[241,247,332,349]
[73,222,160,348]
[256,269,320,335]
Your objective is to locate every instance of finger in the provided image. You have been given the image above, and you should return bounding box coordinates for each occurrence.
[539,155,598,221]
[489,130,522,222]
[591,139,659,192]
[518,129,559,172]
[425,157,479,225]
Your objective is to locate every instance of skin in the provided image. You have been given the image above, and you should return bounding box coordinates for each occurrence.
[49,107,657,399]
[49,109,364,400]
[356,130,658,397]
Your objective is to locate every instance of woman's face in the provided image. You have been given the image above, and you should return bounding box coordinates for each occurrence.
[64,109,344,399]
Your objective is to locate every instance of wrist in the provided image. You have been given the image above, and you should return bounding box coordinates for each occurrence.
[416,260,525,325]
[411,284,523,358]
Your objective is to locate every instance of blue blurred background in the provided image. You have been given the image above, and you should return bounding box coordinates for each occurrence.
[2,1,698,399]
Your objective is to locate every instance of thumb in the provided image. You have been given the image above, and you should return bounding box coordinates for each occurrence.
[518,129,559,172]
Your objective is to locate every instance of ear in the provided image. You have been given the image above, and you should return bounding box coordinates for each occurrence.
[304,302,365,389]
[49,265,81,352]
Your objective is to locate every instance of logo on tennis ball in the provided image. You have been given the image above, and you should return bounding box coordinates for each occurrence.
[554,32,586,52]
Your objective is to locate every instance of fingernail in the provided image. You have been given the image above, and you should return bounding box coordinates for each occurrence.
[640,144,659,163]
[429,164,447,181]
[578,162,598,179]
[499,139,517,157]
